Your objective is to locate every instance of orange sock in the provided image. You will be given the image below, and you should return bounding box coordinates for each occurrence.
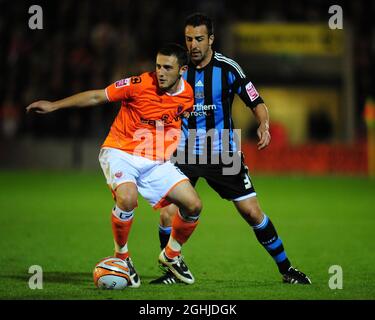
[165,212,199,258]
[111,213,133,260]
[165,245,180,259]
[171,211,199,244]
[115,252,129,260]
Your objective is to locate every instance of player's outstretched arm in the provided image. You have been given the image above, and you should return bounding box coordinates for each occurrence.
[252,103,271,150]
[26,89,108,114]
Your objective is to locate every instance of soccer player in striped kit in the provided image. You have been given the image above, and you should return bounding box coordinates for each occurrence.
[151,14,311,285]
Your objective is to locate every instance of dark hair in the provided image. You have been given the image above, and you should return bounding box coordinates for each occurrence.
[157,43,189,67]
[185,13,214,36]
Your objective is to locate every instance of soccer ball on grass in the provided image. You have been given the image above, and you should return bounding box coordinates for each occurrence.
[93,257,130,290]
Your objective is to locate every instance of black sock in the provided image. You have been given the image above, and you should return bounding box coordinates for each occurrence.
[158,225,171,250]
[252,214,291,274]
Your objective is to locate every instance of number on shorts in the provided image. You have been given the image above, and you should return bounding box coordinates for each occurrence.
[243,174,252,189]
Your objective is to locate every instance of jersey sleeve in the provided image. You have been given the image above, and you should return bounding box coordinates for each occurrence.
[230,66,264,109]
[237,78,264,108]
[105,76,142,102]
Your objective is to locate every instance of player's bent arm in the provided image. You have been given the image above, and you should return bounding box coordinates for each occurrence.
[252,103,271,150]
[26,89,108,114]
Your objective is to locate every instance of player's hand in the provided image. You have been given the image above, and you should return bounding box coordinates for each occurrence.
[26,100,56,114]
[257,123,271,150]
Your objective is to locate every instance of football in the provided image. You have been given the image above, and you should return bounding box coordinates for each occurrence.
[93,257,130,290]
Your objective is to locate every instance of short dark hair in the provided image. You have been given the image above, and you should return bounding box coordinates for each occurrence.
[157,43,189,67]
[185,13,214,36]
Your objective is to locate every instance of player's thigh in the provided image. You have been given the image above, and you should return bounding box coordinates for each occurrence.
[98,148,142,211]
[205,162,256,200]
[98,148,139,190]
[138,161,190,209]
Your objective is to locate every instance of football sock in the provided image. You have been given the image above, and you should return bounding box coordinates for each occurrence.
[111,206,134,260]
[165,211,199,258]
[159,225,171,249]
[252,214,291,274]
[165,237,182,258]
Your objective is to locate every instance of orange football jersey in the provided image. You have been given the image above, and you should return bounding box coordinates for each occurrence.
[102,72,193,161]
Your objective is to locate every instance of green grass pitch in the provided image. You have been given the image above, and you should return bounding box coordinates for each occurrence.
[0,170,374,300]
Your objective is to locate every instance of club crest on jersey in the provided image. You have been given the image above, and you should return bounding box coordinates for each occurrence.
[115,171,123,178]
[245,81,259,102]
[195,91,204,99]
[115,78,130,88]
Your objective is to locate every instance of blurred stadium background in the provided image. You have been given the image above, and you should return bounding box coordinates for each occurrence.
[1,0,375,300]
[1,0,374,174]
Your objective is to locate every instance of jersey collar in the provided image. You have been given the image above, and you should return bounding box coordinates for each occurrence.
[165,78,185,96]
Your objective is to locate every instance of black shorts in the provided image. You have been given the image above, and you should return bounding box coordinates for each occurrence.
[175,152,256,200]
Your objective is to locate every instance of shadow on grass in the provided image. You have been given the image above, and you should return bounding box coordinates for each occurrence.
[0,272,163,286]
[0,272,91,285]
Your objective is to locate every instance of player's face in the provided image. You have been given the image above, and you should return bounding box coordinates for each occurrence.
[155,54,184,92]
[185,25,214,66]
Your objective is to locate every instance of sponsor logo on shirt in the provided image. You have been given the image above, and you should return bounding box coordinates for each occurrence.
[115,78,130,88]
[189,104,217,117]
[141,113,183,126]
[245,81,259,102]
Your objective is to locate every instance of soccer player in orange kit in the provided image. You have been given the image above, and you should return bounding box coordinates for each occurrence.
[26,44,201,287]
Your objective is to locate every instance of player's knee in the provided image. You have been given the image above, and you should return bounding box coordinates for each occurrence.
[117,201,137,212]
[116,193,137,212]
[185,197,202,216]
[115,183,138,212]
[179,199,202,223]
[195,198,203,214]
[243,206,263,224]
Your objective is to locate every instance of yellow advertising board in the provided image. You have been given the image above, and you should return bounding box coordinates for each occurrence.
[232,23,344,56]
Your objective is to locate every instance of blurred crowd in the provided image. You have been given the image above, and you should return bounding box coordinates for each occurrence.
[0,0,374,139]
